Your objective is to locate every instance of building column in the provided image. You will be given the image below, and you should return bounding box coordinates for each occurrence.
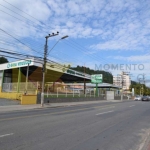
[17,68,21,93]
[1,70,5,92]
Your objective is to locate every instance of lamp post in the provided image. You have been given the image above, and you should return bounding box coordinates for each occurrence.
[41,33,68,107]
[47,35,69,55]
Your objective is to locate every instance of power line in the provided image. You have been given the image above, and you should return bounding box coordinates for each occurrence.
[3,0,149,69]
[0,48,43,59]
[0,53,73,72]
[3,0,46,27]
[2,0,144,77]
[0,28,44,55]
[0,34,44,53]
[63,39,113,66]
[0,3,39,26]
[0,9,47,36]
[0,1,111,65]
[0,2,111,67]
[0,10,96,72]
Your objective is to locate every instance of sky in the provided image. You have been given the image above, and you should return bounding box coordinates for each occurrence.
[0,0,150,83]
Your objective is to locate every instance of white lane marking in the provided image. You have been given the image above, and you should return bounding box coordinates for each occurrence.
[0,133,14,138]
[99,106,115,110]
[129,105,135,107]
[96,110,114,116]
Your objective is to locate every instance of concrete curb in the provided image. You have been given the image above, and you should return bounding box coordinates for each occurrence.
[0,99,131,113]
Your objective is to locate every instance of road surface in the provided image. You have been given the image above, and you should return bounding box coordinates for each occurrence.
[0,100,150,150]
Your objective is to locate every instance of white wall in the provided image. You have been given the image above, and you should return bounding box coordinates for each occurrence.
[106,91,114,100]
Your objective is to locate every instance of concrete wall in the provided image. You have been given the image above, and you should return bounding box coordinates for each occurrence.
[37,94,105,104]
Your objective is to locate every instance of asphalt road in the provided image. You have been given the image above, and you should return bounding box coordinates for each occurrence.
[0,100,150,150]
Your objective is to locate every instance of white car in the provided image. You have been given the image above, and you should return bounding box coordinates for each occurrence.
[134,96,142,101]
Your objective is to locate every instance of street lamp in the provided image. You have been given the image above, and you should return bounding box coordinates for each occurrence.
[47,35,69,55]
[41,33,68,107]
[61,35,68,39]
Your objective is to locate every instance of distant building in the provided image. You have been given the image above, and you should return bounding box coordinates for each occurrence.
[113,72,131,90]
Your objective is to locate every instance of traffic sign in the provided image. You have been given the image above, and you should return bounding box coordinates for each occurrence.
[91,74,103,83]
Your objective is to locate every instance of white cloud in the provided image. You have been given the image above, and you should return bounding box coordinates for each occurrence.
[1,0,150,40]
[0,0,150,69]
[113,54,150,62]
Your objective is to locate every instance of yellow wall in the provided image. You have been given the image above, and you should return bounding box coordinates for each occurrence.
[21,95,37,105]
[0,87,37,104]
[0,87,22,100]
[0,92,21,100]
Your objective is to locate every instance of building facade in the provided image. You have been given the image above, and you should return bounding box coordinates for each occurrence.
[113,72,131,90]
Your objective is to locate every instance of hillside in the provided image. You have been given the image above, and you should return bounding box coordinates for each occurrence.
[71,66,113,84]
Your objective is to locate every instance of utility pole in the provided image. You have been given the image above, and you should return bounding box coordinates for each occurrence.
[139,78,141,96]
[25,63,29,95]
[41,32,59,107]
[143,74,145,95]
[121,73,123,101]
[84,64,86,95]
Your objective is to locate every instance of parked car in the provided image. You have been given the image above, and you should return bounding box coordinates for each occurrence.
[147,95,150,101]
[134,96,142,101]
[142,96,149,101]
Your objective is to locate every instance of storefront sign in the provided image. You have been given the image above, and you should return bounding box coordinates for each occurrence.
[0,59,34,71]
[7,60,32,69]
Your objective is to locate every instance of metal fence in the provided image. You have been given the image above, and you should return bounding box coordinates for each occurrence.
[44,86,105,98]
[2,82,122,99]
[2,82,38,94]
[2,83,18,92]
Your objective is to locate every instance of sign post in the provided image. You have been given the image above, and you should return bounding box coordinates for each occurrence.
[91,74,103,96]
[132,88,134,97]
[96,83,98,96]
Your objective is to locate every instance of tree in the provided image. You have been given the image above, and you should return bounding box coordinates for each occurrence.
[131,81,138,85]
[0,57,8,64]
[130,80,150,95]
[71,65,113,84]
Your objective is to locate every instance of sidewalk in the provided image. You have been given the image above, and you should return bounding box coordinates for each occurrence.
[0,100,123,113]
